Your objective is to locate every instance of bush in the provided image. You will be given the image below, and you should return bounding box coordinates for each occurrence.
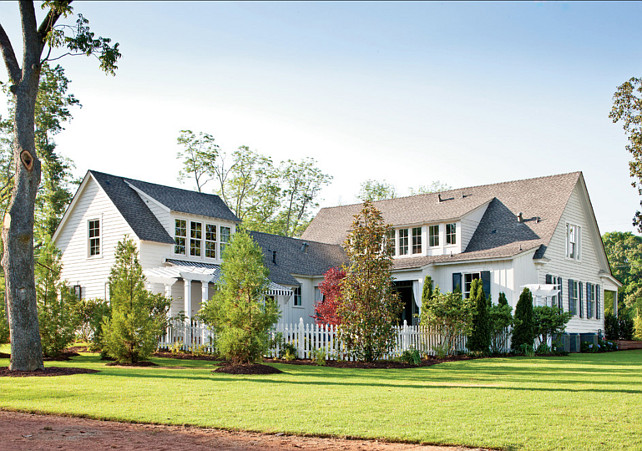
[399,348,422,366]
[422,289,474,357]
[605,312,619,340]
[467,279,491,354]
[101,238,170,364]
[77,298,110,349]
[199,231,280,364]
[311,348,327,366]
[634,312,642,340]
[512,288,535,354]
[533,306,572,346]
[619,316,635,340]
[489,292,513,354]
[35,241,81,357]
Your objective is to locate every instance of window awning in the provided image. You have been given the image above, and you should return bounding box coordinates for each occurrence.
[520,284,560,298]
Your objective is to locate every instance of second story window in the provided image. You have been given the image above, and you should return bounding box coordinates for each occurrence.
[429,225,439,247]
[174,219,187,255]
[88,219,100,256]
[190,221,202,257]
[220,226,231,255]
[205,224,217,258]
[399,229,409,255]
[385,229,396,255]
[446,223,457,245]
[412,227,422,254]
[294,286,302,306]
[567,224,581,260]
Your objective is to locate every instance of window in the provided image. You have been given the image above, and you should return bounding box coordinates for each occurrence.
[174,219,187,255]
[446,223,457,245]
[545,274,563,309]
[569,279,578,316]
[205,224,217,259]
[385,229,396,255]
[294,286,302,306]
[88,219,101,256]
[72,285,82,300]
[566,224,581,260]
[220,226,231,255]
[314,286,324,303]
[398,229,409,255]
[412,227,422,254]
[587,283,595,319]
[463,272,480,299]
[190,221,202,257]
[429,225,439,247]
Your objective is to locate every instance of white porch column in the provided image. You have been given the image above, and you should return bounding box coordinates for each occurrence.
[201,281,209,306]
[183,278,192,321]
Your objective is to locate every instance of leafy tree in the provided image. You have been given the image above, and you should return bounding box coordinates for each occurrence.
[602,231,642,317]
[176,130,218,192]
[532,306,572,346]
[420,287,474,356]
[421,275,434,307]
[610,78,642,231]
[512,288,535,353]
[76,297,110,347]
[634,311,642,340]
[357,179,397,202]
[337,202,402,362]
[101,238,169,364]
[408,181,452,195]
[198,231,280,364]
[489,292,513,354]
[35,239,79,357]
[467,279,491,354]
[0,1,120,371]
[313,267,345,326]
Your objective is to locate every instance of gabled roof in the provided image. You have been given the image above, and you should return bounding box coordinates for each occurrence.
[302,172,583,269]
[249,231,347,286]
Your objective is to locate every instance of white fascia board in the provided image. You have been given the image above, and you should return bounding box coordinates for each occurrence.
[52,171,94,244]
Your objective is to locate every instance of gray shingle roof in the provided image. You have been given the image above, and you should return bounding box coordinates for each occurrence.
[302,172,582,269]
[90,171,174,244]
[249,231,347,286]
[89,170,239,245]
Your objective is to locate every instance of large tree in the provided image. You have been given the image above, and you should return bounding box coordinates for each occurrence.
[610,77,642,230]
[357,179,397,202]
[602,231,642,316]
[0,1,120,370]
[338,201,402,362]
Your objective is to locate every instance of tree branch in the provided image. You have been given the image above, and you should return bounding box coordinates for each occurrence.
[0,23,21,83]
[37,0,73,46]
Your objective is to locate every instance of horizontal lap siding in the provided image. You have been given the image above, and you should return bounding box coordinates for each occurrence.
[539,184,606,333]
[461,203,489,251]
[56,177,135,300]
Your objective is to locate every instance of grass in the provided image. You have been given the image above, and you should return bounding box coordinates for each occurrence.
[0,344,640,450]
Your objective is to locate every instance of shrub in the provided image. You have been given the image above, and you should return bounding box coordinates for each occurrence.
[467,279,491,354]
[512,288,535,354]
[35,241,81,357]
[604,312,619,340]
[421,288,474,356]
[101,237,170,364]
[338,202,402,362]
[282,342,297,361]
[311,348,327,366]
[198,231,280,364]
[313,267,345,326]
[619,316,635,340]
[77,298,110,349]
[399,348,422,366]
[489,292,513,354]
[535,343,552,355]
[533,306,572,346]
[634,312,642,340]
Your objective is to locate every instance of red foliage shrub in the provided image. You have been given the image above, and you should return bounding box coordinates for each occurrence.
[313,267,345,326]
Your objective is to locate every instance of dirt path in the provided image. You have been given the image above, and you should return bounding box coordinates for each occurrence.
[0,410,482,450]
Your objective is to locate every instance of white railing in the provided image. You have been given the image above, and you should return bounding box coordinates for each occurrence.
[158,318,503,359]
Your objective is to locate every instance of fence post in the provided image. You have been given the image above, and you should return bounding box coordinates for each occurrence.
[298,317,305,359]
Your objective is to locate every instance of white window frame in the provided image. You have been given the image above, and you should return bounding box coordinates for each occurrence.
[174,218,187,255]
[87,218,102,258]
[293,286,302,307]
[204,223,217,259]
[463,272,481,299]
[398,228,409,255]
[189,221,202,257]
[446,223,457,246]
[411,227,422,254]
[220,226,231,256]
[566,223,581,261]
[428,224,440,247]
[569,280,579,316]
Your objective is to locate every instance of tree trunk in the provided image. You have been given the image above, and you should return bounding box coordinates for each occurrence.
[2,65,44,371]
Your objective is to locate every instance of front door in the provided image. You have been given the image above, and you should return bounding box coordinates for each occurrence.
[393,281,418,325]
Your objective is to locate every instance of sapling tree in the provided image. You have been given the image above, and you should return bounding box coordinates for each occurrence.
[421,287,474,356]
[101,238,170,364]
[512,288,535,353]
[313,266,345,326]
[533,306,572,346]
[198,231,280,364]
[337,202,402,362]
[489,292,513,354]
[467,279,491,354]
[0,1,120,371]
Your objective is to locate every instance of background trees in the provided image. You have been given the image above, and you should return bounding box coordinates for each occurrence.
[198,231,280,364]
[0,1,120,371]
[337,202,402,362]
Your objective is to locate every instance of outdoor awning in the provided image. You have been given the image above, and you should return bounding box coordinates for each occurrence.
[520,284,560,298]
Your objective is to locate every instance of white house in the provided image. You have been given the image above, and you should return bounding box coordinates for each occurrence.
[53,170,620,349]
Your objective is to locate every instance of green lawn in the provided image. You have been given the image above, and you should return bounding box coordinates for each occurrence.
[0,345,640,450]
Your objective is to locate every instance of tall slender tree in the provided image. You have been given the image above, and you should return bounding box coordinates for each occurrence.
[0,1,120,370]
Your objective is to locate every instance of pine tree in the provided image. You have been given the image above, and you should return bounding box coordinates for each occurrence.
[467,279,491,354]
[101,238,170,363]
[512,288,535,353]
[421,275,434,308]
[338,202,402,362]
[198,231,280,364]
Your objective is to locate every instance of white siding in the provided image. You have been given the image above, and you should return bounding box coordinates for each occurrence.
[139,241,172,270]
[460,202,490,251]
[131,188,172,236]
[537,183,609,333]
[55,176,135,300]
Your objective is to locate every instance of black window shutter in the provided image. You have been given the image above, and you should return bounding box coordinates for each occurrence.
[545,274,552,284]
[568,279,574,315]
[596,285,601,320]
[588,283,593,318]
[452,273,462,293]
[579,282,583,318]
[481,271,491,301]
[558,277,563,309]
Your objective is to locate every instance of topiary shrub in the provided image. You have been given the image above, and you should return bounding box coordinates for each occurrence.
[512,288,535,354]
[489,292,513,354]
[467,279,491,354]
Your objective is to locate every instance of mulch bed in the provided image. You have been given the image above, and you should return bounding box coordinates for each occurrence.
[105,361,158,367]
[263,354,476,369]
[214,363,283,375]
[43,351,80,361]
[153,351,220,361]
[0,367,99,377]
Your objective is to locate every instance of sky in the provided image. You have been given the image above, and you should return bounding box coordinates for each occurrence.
[1,1,641,234]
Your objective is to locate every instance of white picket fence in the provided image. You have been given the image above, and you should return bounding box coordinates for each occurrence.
[158,318,483,360]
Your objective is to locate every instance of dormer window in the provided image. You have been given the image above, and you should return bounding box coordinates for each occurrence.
[399,229,409,255]
[566,223,581,260]
[446,223,457,245]
[220,226,231,255]
[429,225,439,247]
[88,219,101,256]
[190,221,202,257]
[412,227,422,254]
[205,224,217,258]
[174,219,187,255]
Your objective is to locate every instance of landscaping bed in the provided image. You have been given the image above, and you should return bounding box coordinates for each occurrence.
[0,367,99,377]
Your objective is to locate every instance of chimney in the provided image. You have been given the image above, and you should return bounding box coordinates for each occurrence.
[517,212,523,223]
[272,250,277,264]
[301,242,309,253]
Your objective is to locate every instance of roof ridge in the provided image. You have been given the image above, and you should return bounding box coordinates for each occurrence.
[249,230,344,248]
[316,171,582,211]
